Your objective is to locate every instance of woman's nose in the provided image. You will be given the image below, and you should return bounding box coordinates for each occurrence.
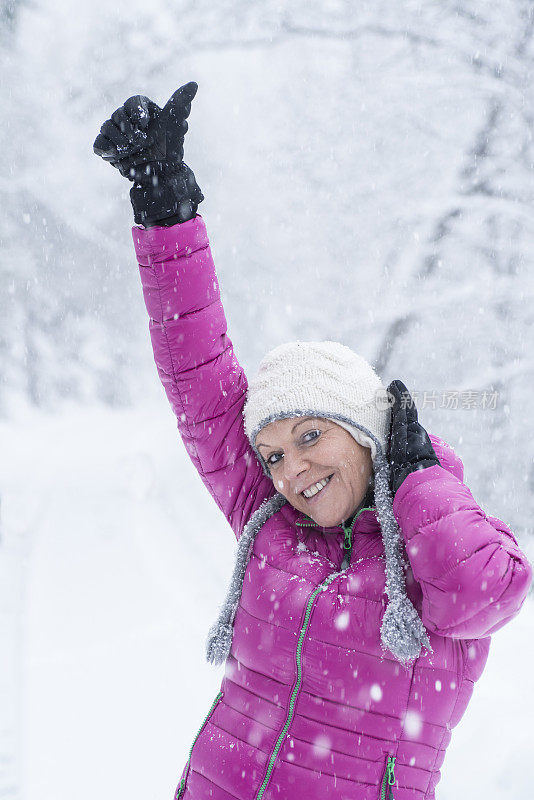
[282,450,309,482]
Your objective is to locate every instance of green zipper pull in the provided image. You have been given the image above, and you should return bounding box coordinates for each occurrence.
[340,521,353,570]
[340,502,374,571]
[381,756,396,800]
[343,524,352,551]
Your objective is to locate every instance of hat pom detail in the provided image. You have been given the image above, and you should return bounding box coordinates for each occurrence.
[380,596,433,664]
[206,623,233,666]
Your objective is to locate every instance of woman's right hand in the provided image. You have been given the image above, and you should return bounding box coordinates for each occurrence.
[93,82,203,227]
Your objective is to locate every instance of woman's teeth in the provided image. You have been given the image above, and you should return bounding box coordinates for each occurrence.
[302,476,332,499]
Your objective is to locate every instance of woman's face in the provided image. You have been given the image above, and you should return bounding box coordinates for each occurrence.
[255,416,373,528]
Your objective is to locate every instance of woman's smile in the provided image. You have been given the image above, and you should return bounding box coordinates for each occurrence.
[301,474,333,500]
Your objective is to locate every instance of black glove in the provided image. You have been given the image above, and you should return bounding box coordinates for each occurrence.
[387,379,440,495]
[93,82,203,227]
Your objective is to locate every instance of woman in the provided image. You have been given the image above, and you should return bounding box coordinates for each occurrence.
[94,83,532,800]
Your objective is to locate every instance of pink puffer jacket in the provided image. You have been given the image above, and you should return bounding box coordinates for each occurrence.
[132,216,532,800]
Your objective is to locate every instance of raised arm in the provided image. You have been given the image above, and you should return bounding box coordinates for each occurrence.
[133,216,273,535]
[94,83,273,537]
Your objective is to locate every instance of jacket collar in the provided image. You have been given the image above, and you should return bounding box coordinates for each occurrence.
[294,486,376,533]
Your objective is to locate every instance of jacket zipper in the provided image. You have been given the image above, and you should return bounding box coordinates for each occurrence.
[380,755,396,800]
[254,572,339,800]
[178,504,373,799]
[340,505,373,570]
[174,691,224,799]
[297,505,374,570]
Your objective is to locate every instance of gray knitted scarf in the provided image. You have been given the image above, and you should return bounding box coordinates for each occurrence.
[206,425,432,666]
[205,492,286,665]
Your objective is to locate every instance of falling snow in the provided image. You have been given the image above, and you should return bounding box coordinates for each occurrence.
[313,734,332,756]
[370,684,383,702]
[334,610,350,631]
[403,710,423,739]
[1,1,533,800]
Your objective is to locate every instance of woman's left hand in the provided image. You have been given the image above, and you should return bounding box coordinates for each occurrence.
[387,379,440,495]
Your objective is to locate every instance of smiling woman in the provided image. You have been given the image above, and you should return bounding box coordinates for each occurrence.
[255,416,373,527]
[94,82,532,800]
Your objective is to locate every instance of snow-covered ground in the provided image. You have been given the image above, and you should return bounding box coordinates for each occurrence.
[0,402,532,800]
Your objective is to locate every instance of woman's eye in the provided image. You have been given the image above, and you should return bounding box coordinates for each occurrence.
[302,429,321,444]
[266,452,283,467]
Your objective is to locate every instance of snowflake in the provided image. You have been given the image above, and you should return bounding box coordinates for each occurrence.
[370,684,383,702]
[334,610,350,630]
[403,710,423,739]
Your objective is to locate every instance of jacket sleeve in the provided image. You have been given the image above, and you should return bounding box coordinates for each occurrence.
[132,215,274,538]
[393,439,532,639]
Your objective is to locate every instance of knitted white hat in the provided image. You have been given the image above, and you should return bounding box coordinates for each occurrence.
[243,341,390,458]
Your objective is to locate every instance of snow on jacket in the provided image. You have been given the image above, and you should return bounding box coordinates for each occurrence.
[132,215,532,800]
